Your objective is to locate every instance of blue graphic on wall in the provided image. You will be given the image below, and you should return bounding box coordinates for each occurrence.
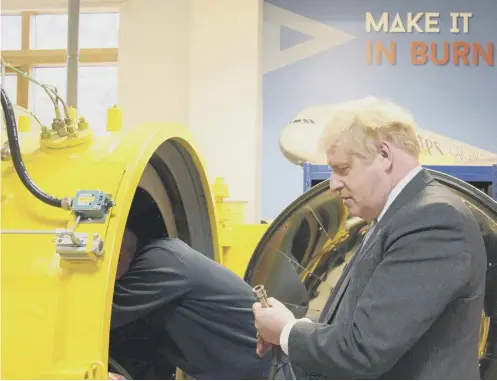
[261,0,497,220]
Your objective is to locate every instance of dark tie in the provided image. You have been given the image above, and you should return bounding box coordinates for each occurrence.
[321,219,377,324]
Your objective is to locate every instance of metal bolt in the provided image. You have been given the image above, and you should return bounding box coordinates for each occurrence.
[92,238,104,256]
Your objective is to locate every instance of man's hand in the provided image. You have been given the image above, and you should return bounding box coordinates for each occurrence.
[108,372,125,380]
[253,297,296,345]
[256,332,273,357]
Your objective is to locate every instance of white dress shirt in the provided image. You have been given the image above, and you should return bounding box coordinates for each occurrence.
[279,165,423,355]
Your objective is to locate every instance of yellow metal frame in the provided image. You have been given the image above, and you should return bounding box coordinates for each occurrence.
[212,177,269,278]
[1,118,220,379]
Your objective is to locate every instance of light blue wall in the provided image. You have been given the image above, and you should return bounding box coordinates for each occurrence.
[262,0,497,220]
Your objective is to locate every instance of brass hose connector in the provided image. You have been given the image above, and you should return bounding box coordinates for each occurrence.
[253,284,270,308]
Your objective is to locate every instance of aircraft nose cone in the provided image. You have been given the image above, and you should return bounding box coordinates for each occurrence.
[278,123,327,165]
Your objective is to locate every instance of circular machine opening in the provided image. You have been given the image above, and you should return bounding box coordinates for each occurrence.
[108,139,216,380]
[119,138,215,255]
[244,169,497,379]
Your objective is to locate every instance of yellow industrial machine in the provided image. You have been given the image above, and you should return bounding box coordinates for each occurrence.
[1,53,273,377]
[0,77,224,378]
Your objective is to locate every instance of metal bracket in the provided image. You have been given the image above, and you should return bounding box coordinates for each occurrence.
[56,232,104,262]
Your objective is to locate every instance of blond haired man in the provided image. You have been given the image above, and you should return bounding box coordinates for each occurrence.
[253,97,487,379]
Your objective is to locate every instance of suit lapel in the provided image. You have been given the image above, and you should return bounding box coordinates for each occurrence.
[321,221,378,323]
[320,261,353,323]
[320,169,435,324]
[354,225,383,263]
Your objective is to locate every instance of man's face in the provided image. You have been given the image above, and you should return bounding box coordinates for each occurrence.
[116,229,138,280]
[327,146,391,221]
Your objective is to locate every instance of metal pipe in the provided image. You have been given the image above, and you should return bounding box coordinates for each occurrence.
[66,0,80,109]
[1,230,60,234]
[1,229,82,245]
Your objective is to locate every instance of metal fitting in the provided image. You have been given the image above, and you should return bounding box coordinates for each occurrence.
[61,197,73,210]
[65,117,78,137]
[91,235,105,256]
[252,284,270,308]
[1,142,11,161]
[40,126,51,139]
[52,118,67,137]
[78,116,88,131]
[56,232,105,262]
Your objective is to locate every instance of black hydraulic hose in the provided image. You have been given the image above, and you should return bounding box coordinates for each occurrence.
[1,88,63,208]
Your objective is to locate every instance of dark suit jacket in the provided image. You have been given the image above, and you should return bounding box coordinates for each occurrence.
[110,238,271,380]
[287,169,487,379]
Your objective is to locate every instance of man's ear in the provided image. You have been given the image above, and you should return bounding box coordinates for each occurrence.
[378,141,393,170]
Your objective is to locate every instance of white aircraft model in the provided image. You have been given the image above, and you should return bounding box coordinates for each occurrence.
[279,103,497,166]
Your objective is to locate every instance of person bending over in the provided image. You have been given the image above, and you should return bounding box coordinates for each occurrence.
[108,228,271,380]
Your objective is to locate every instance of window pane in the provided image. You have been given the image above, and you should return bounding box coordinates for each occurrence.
[1,15,22,50]
[78,66,118,131]
[29,66,118,133]
[80,13,119,48]
[31,14,67,50]
[1,75,18,103]
[31,13,119,49]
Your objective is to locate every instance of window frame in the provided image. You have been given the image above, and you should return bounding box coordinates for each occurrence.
[2,10,118,108]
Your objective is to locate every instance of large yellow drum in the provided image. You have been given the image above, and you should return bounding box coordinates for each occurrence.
[1,110,220,379]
